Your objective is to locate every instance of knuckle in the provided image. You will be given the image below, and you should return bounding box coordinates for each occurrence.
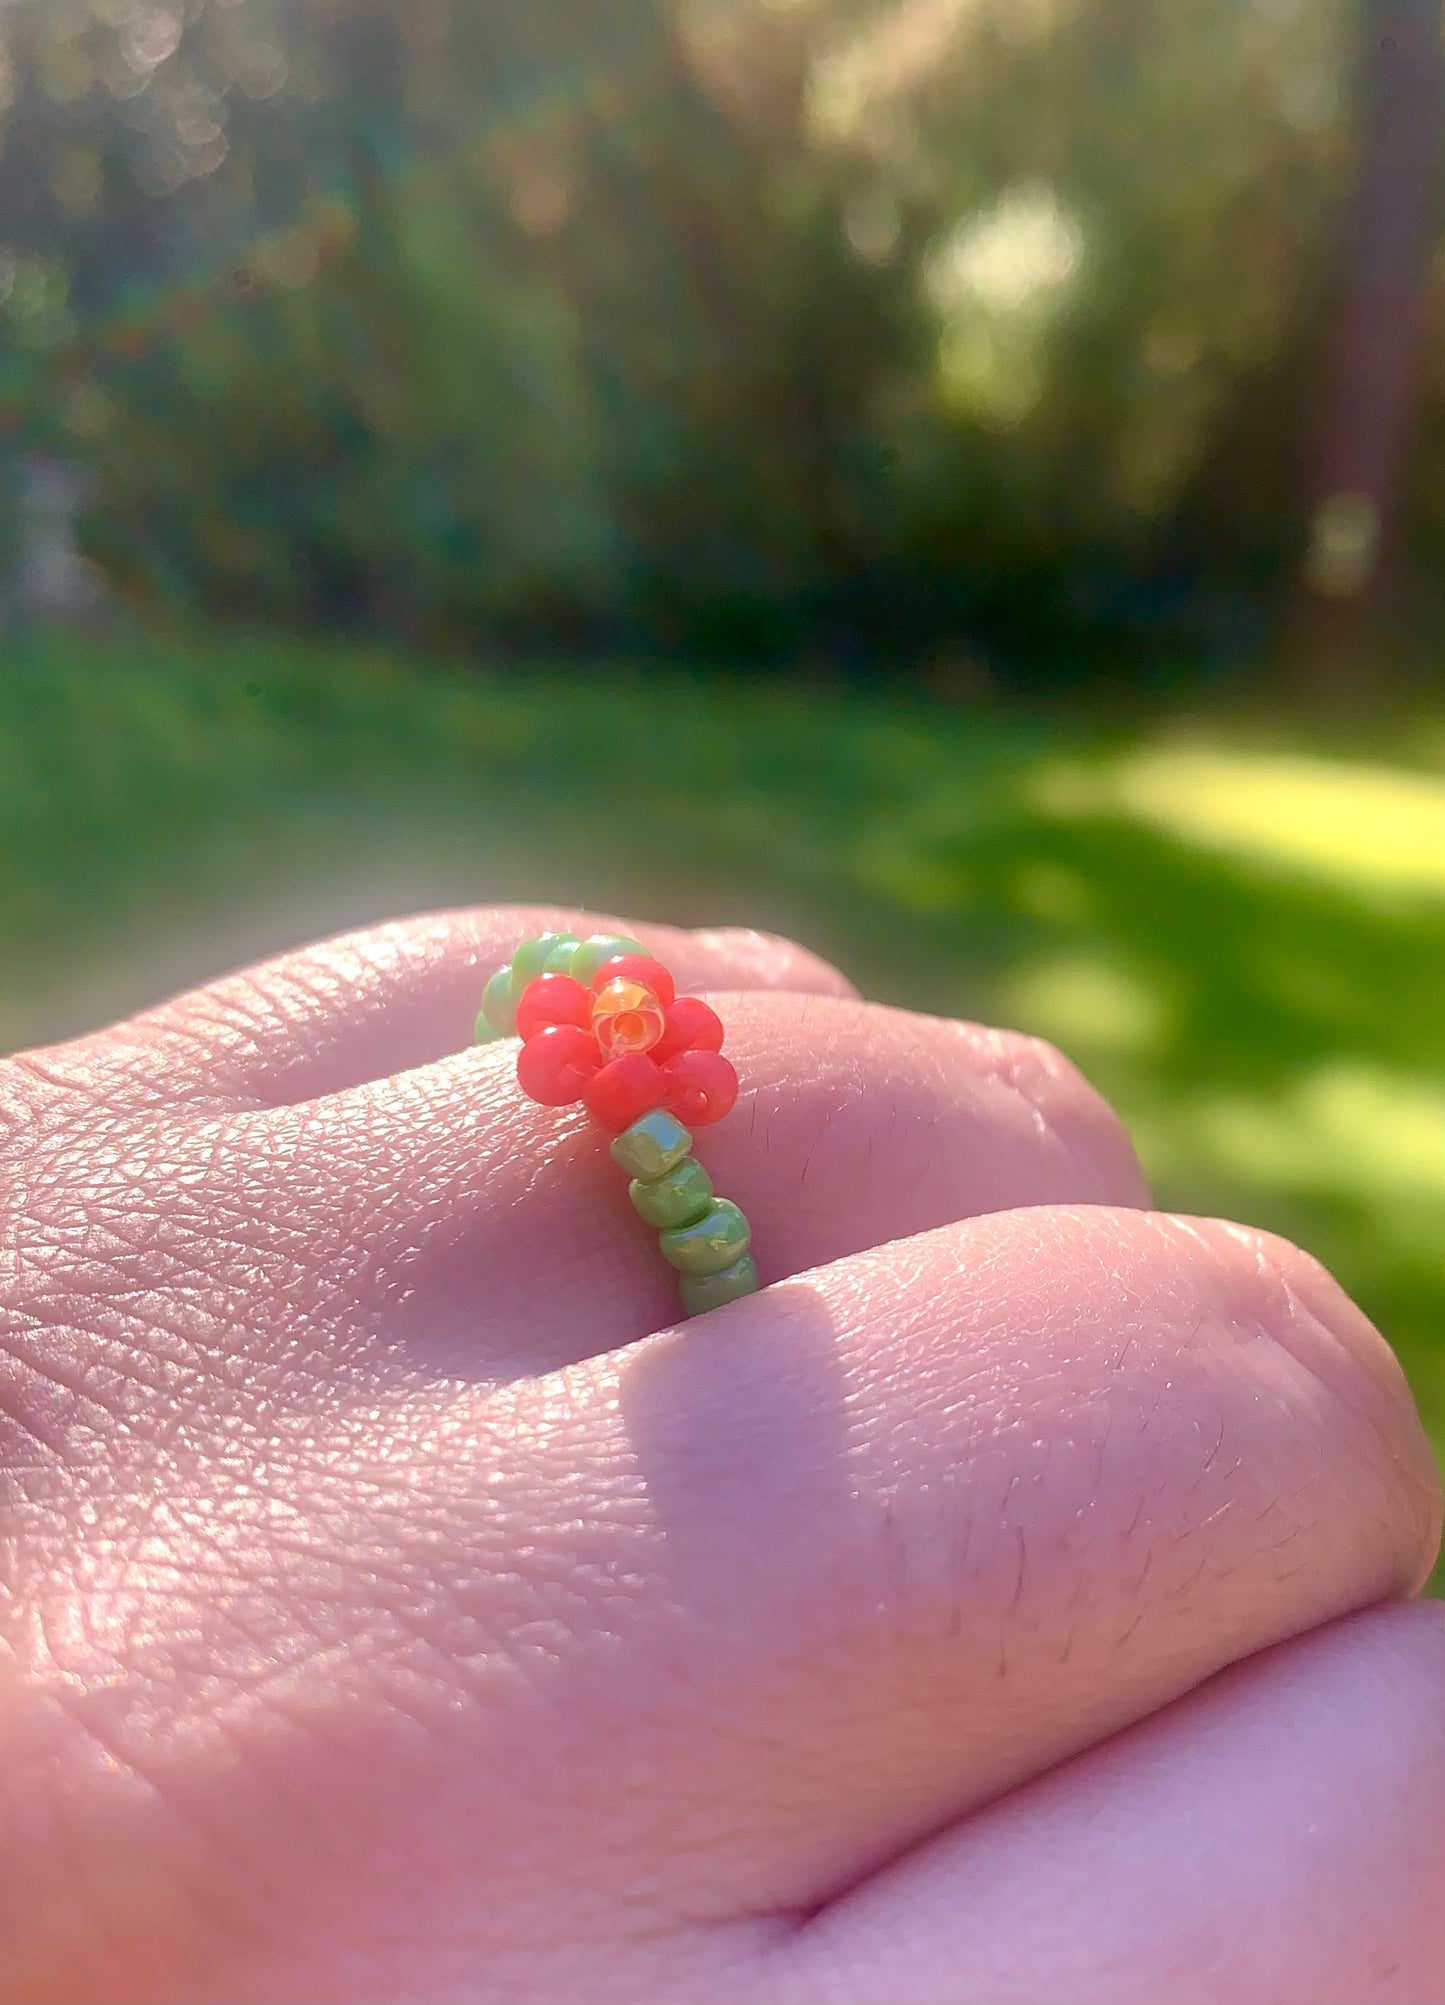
[1157,1214,1441,1586]
[988,1028,1148,1202]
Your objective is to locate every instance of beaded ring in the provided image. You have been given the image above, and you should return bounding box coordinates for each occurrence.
[474,931,760,1318]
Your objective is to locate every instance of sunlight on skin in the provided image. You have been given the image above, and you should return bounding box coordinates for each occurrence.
[11,908,1441,1997]
[8,636,1445,1547]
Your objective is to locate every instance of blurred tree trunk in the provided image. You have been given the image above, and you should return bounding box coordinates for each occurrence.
[1289,0,1444,686]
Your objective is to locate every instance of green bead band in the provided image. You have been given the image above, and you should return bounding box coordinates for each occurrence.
[680,1254,760,1316]
[510,932,576,992]
[478,930,649,1034]
[479,965,517,1036]
[659,1197,751,1276]
[611,1109,693,1180]
[543,934,585,974]
[631,1157,714,1230]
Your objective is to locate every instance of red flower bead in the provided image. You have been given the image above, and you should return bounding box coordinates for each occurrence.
[591,953,677,1008]
[583,1051,669,1133]
[653,995,725,1063]
[516,1024,603,1106]
[661,1048,738,1127]
[515,973,593,1043]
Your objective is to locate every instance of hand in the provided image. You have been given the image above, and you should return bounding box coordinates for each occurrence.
[0,909,1439,2005]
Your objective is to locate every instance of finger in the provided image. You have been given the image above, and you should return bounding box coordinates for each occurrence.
[0,994,1146,1419]
[249,994,1149,1373]
[466,1206,1439,1919]
[6,1211,1431,2001]
[774,1601,1445,2005]
[21,907,855,1114]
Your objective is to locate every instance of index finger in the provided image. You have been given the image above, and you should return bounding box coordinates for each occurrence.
[19,906,857,1113]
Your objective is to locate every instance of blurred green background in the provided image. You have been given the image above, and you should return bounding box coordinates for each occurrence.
[2,1,1445,1542]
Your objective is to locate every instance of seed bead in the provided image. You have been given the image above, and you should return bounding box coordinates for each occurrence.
[515,973,593,1042]
[661,1049,738,1127]
[631,1158,714,1230]
[659,1197,751,1276]
[610,1110,693,1179]
[510,934,576,992]
[591,954,677,1007]
[479,966,518,1036]
[516,1024,602,1105]
[569,933,649,986]
[679,1255,761,1317]
[583,1052,669,1133]
[653,996,725,1062]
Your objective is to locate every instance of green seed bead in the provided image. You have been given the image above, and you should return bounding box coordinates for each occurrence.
[474,1007,508,1044]
[659,1198,752,1277]
[630,1157,713,1230]
[480,966,517,1035]
[509,933,576,993]
[542,933,584,975]
[680,1254,760,1317]
[611,1109,693,1180]
[568,932,648,986]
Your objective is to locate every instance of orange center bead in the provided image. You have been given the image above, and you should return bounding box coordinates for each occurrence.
[591,978,666,1059]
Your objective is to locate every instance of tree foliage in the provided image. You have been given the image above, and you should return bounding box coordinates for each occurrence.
[0,0,1410,665]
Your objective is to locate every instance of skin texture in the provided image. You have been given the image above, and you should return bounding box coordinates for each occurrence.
[0,904,1438,2005]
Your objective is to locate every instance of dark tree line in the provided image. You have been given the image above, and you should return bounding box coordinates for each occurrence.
[2,0,1441,673]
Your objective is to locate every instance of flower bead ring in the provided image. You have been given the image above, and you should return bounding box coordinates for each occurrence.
[475,931,759,1318]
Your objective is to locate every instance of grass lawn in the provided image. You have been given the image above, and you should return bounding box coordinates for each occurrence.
[5,627,1445,1575]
